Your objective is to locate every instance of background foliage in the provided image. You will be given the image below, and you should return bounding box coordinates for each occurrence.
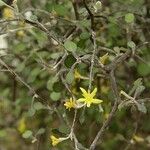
[0,0,150,150]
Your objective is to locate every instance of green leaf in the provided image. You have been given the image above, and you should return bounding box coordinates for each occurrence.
[66,71,74,84]
[47,76,58,91]
[36,128,45,135]
[30,15,38,22]
[26,15,38,22]
[28,108,36,116]
[80,32,91,40]
[33,102,44,110]
[16,63,25,72]
[54,5,68,16]
[134,78,143,87]
[53,82,64,92]
[127,41,136,49]
[134,85,145,98]
[78,20,91,28]
[13,43,26,54]
[22,130,33,139]
[50,92,61,101]
[136,102,147,113]
[59,124,70,134]
[137,63,150,76]
[64,40,77,52]
[64,54,76,68]
[125,13,135,23]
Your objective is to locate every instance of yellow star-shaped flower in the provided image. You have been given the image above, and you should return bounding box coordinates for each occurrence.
[50,135,60,146]
[50,135,69,146]
[64,98,76,111]
[77,87,103,107]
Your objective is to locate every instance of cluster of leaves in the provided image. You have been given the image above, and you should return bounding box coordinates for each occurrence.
[0,0,150,150]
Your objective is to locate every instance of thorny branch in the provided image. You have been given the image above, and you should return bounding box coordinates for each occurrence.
[90,70,121,150]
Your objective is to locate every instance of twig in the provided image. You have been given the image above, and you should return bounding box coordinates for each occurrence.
[90,70,121,150]
[83,0,95,30]
[88,31,97,91]
[0,58,49,107]
[12,76,17,102]
[72,0,80,20]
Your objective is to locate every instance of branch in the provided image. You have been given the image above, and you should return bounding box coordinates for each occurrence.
[90,70,121,150]
[72,0,80,20]
[0,58,50,107]
[88,31,97,91]
[83,0,95,30]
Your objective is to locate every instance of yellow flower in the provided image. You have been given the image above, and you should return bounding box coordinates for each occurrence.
[3,8,14,19]
[50,135,68,146]
[99,53,109,65]
[133,135,144,143]
[64,98,76,111]
[74,69,88,80]
[77,87,103,107]
[50,135,61,146]
[17,117,26,133]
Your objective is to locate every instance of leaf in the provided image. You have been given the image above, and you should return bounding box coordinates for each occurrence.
[66,71,74,84]
[33,102,44,110]
[50,92,61,101]
[137,63,150,76]
[64,40,77,52]
[129,78,143,95]
[134,78,143,87]
[22,130,33,139]
[64,54,76,68]
[80,32,91,40]
[53,82,64,92]
[13,43,26,54]
[28,108,36,116]
[58,124,69,134]
[47,76,58,91]
[136,102,147,113]
[134,85,145,98]
[16,63,25,72]
[78,20,91,28]
[125,13,135,23]
[127,41,136,49]
[36,128,45,135]
[54,5,68,16]
[25,14,38,22]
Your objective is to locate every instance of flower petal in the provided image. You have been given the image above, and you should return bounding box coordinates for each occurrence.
[87,102,91,107]
[92,99,103,104]
[77,98,86,103]
[80,87,88,97]
[91,88,97,97]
